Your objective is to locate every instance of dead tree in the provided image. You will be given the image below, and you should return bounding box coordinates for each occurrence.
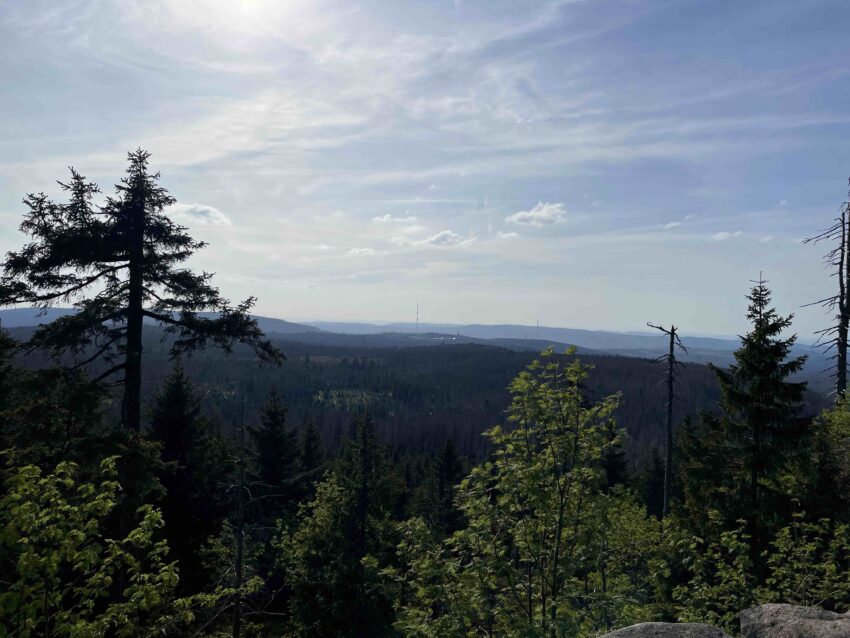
[804,178,850,398]
[232,398,246,638]
[647,322,687,516]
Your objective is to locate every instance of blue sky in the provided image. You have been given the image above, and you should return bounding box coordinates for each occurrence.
[1,0,849,336]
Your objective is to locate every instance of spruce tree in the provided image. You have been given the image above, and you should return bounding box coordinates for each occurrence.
[279,415,398,636]
[637,447,666,519]
[249,389,299,517]
[149,363,231,594]
[0,150,282,431]
[300,420,323,474]
[601,420,629,493]
[435,439,463,535]
[702,277,807,556]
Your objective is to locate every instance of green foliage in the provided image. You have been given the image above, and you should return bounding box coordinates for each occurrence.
[801,398,850,521]
[250,389,300,516]
[757,513,850,610]
[681,278,808,556]
[672,515,756,634]
[0,455,214,637]
[274,471,397,637]
[271,417,399,636]
[637,447,665,519]
[393,351,660,637]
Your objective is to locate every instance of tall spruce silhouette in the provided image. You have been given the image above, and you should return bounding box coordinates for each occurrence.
[711,276,807,557]
[804,177,850,397]
[0,150,282,431]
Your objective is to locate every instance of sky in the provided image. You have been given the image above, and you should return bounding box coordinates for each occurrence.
[1,0,849,336]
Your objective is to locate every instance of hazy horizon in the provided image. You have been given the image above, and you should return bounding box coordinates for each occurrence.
[2,1,849,337]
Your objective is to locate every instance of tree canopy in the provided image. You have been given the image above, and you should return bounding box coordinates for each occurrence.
[0,150,282,430]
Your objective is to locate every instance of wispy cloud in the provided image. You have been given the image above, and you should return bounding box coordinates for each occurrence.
[711,231,743,241]
[394,230,476,247]
[374,213,418,223]
[0,0,845,334]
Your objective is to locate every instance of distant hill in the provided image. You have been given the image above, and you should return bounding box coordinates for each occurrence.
[2,308,830,393]
[0,307,321,335]
[0,307,76,327]
[305,320,821,364]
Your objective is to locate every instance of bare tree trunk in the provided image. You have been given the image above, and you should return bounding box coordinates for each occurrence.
[232,399,245,638]
[838,211,849,396]
[122,192,145,432]
[664,329,674,517]
[648,322,686,517]
[805,188,850,399]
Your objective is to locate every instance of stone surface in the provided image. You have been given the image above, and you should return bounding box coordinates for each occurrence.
[740,604,850,638]
[600,622,731,638]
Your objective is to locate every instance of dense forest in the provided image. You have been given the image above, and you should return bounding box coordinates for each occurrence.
[5,325,735,462]
[1,153,850,637]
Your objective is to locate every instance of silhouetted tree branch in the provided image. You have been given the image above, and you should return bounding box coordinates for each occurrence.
[0,150,283,431]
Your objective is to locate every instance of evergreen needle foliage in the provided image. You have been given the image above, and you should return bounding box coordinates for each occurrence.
[0,150,282,431]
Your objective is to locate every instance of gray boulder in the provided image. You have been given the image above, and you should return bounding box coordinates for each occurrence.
[740,604,850,637]
[600,622,731,637]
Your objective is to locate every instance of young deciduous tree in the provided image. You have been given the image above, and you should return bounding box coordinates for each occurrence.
[0,455,217,637]
[0,150,282,431]
[394,350,659,636]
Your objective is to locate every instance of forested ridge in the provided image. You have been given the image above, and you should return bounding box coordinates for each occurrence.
[1,154,850,637]
[6,324,737,462]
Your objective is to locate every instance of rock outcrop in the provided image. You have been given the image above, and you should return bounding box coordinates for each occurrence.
[600,622,731,637]
[600,604,850,638]
[740,604,850,638]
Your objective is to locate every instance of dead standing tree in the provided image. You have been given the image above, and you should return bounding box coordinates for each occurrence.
[647,322,687,517]
[804,178,850,398]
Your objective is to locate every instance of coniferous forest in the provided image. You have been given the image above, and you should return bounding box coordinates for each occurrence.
[1,152,850,638]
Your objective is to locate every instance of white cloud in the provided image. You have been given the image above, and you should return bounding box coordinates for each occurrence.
[760,235,774,243]
[373,213,418,223]
[347,247,376,256]
[394,230,476,247]
[711,230,743,241]
[419,230,475,246]
[497,231,519,239]
[779,199,789,207]
[505,201,566,226]
[662,221,682,229]
[168,202,232,225]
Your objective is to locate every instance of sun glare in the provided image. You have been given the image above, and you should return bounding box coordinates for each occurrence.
[163,0,311,43]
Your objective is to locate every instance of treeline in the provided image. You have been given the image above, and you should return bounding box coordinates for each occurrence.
[1,152,849,636]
